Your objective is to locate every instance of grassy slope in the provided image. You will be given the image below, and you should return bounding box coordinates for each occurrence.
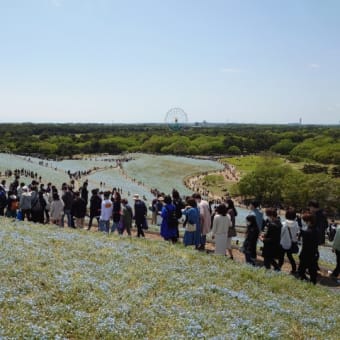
[0,219,339,339]
[221,155,286,175]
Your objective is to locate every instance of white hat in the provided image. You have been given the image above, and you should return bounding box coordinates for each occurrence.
[133,194,140,200]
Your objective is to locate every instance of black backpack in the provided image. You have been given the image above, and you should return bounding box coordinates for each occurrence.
[166,205,178,229]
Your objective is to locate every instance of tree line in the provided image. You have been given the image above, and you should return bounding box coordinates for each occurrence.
[0,123,339,164]
[233,154,339,216]
[0,123,339,215]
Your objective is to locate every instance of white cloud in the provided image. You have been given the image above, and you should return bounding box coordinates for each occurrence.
[51,0,63,7]
[221,67,244,73]
[308,63,320,69]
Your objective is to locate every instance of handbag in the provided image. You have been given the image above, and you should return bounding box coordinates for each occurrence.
[228,225,237,237]
[16,210,23,221]
[287,227,299,254]
[186,223,196,232]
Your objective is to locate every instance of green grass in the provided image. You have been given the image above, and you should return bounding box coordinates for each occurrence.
[201,174,233,197]
[221,155,286,175]
[0,218,339,339]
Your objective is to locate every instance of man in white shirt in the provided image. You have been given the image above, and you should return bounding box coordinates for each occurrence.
[99,191,113,233]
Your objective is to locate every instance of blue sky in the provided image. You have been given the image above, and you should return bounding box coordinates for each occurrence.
[0,0,339,124]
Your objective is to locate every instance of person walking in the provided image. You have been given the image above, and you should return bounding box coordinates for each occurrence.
[278,208,300,273]
[0,184,7,216]
[260,208,282,270]
[160,195,178,243]
[121,198,133,236]
[71,191,87,229]
[88,189,102,230]
[111,191,122,234]
[308,200,328,271]
[31,187,46,223]
[226,199,237,260]
[133,194,147,238]
[50,193,64,226]
[62,186,73,227]
[193,193,211,251]
[243,215,260,266]
[211,204,231,255]
[172,189,184,239]
[248,201,264,232]
[298,212,319,284]
[19,186,32,221]
[330,222,340,279]
[43,189,51,224]
[182,197,200,247]
[81,181,89,207]
[99,191,113,233]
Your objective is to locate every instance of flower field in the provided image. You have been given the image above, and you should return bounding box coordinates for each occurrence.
[0,218,339,339]
[0,153,223,198]
[123,153,224,195]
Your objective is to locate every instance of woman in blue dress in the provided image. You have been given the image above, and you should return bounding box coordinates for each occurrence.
[160,195,178,243]
[182,197,201,247]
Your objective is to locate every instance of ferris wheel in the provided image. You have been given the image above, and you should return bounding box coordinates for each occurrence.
[164,107,188,130]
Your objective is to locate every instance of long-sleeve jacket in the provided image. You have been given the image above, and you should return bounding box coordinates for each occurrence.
[50,199,65,220]
[262,219,282,258]
[211,214,231,236]
[90,195,102,217]
[20,192,32,210]
[199,200,211,236]
[300,227,319,260]
[71,198,87,218]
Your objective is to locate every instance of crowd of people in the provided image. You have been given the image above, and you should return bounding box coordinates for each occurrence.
[242,201,340,284]
[0,174,339,286]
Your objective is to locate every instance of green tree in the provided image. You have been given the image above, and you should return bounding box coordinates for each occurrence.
[237,156,290,205]
[270,139,296,154]
[227,145,242,155]
[281,171,309,210]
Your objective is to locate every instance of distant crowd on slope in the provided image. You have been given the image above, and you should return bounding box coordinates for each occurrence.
[0,174,339,286]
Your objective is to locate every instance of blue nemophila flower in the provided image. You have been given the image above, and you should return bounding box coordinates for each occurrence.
[0,218,339,338]
[268,328,281,338]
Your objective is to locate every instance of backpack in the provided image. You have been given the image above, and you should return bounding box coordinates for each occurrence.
[11,200,19,211]
[31,198,42,212]
[166,205,178,229]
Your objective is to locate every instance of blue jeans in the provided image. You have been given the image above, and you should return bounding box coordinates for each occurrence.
[62,209,72,227]
[99,220,110,233]
[111,221,120,234]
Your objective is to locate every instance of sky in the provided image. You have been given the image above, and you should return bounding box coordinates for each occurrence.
[0,0,339,124]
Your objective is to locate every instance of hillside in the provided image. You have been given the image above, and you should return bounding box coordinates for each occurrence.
[0,219,339,339]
